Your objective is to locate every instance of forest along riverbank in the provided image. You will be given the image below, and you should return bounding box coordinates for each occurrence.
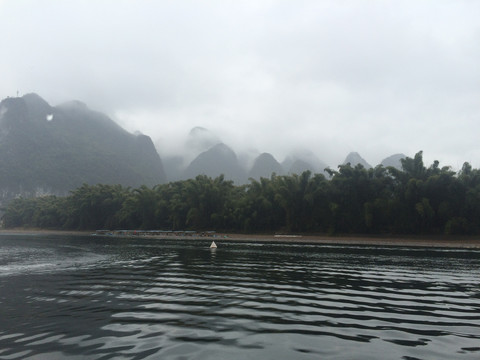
[2,229,480,248]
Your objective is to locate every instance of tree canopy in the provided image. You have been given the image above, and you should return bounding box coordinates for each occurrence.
[3,152,480,236]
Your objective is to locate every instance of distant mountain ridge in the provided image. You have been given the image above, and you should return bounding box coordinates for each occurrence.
[0,93,413,201]
[0,94,166,204]
[160,127,411,184]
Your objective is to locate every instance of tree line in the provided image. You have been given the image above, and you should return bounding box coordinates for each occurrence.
[2,151,480,235]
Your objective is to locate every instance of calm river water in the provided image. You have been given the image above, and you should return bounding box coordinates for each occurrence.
[0,234,479,360]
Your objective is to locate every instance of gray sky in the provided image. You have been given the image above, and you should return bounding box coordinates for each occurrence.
[1,0,479,169]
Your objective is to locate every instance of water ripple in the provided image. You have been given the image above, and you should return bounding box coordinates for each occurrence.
[1,237,480,359]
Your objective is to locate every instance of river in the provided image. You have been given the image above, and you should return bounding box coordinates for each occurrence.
[0,234,479,359]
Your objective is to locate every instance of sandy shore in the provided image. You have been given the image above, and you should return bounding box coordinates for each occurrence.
[2,228,480,248]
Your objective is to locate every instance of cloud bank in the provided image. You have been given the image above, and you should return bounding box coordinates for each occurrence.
[1,0,479,169]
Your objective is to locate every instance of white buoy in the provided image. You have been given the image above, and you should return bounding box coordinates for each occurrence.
[210,241,217,248]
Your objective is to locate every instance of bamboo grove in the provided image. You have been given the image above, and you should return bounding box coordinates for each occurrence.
[3,152,480,235]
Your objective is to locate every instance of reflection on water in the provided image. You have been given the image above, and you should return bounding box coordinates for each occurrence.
[0,235,479,359]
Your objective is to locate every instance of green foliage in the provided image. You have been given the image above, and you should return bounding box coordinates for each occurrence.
[3,151,480,236]
[2,195,67,229]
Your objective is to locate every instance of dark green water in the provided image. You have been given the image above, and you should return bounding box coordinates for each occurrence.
[0,234,479,359]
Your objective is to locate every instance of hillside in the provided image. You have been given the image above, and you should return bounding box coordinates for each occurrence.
[248,153,284,180]
[381,153,406,170]
[343,152,372,169]
[0,94,166,202]
[184,143,247,184]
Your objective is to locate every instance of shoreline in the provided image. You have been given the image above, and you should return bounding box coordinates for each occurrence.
[1,229,480,248]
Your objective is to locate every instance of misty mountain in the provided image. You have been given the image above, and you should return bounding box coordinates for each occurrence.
[380,153,406,170]
[0,94,166,202]
[187,126,221,154]
[286,159,316,175]
[162,155,185,183]
[0,93,430,203]
[248,152,284,180]
[184,143,247,184]
[343,152,372,169]
[282,151,330,176]
[161,127,225,183]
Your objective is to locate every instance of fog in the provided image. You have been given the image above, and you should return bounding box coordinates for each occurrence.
[1,1,479,169]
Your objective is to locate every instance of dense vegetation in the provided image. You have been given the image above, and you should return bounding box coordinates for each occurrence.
[3,152,480,235]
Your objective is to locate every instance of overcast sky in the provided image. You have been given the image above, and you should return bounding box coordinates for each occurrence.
[1,0,479,169]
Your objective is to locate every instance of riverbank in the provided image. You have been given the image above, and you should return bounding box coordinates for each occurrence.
[2,228,480,248]
[223,233,480,248]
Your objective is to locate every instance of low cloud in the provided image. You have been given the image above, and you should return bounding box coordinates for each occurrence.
[1,1,479,169]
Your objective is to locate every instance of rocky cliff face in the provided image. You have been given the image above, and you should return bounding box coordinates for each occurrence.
[0,94,166,204]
